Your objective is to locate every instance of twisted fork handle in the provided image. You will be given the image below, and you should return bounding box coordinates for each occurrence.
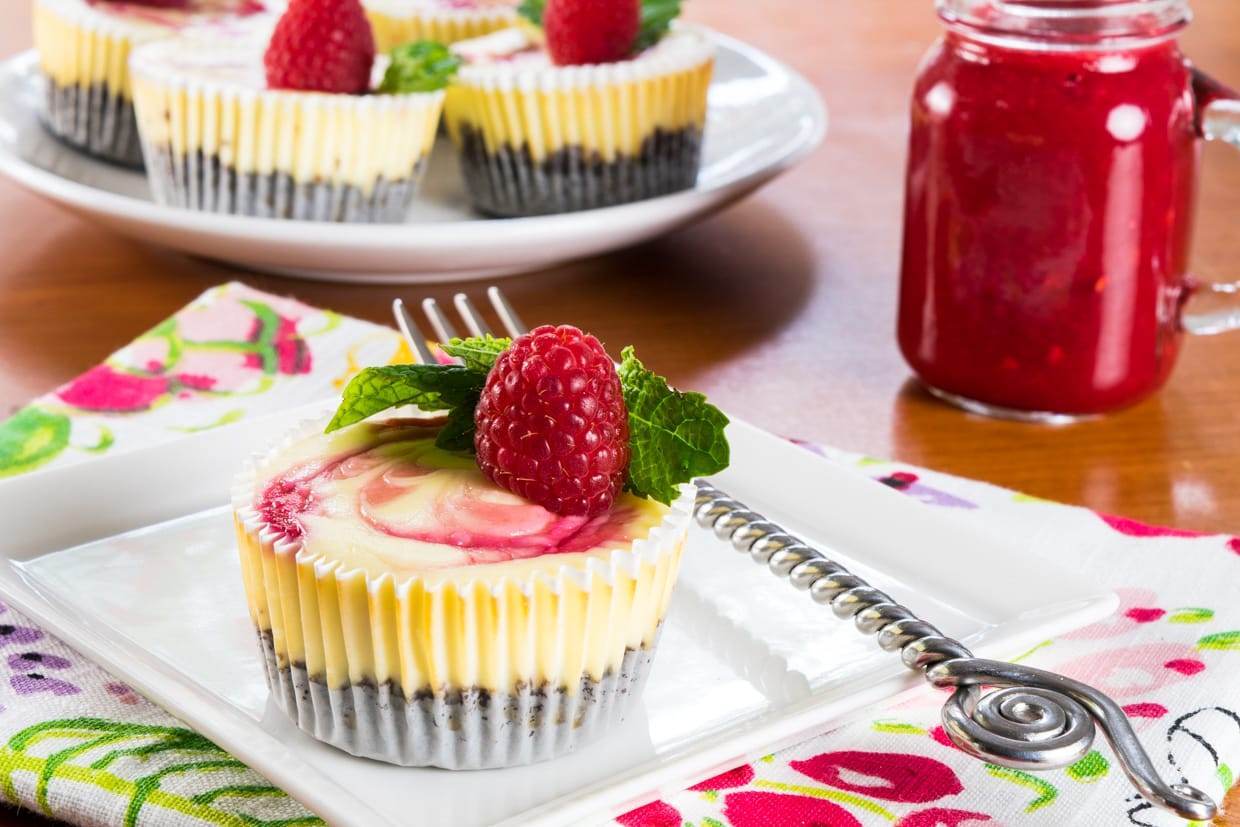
[693,481,1217,821]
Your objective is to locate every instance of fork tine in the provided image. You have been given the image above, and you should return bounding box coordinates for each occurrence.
[421,297,459,345]
[396,289,528,363]
[454,293,493,337]
[488,286,529,337]
[392,298,435,364]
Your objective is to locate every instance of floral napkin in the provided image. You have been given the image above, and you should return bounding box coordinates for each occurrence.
[0,283,1236,827]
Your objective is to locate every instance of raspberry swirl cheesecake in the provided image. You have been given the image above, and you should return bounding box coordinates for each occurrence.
[32,0,275,167]
[364,0,518,53]
[443,0,714,216]
[130,0,455,222]
[232,325,729,767]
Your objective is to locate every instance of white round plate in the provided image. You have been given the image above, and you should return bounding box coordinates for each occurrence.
[0,31,825,284]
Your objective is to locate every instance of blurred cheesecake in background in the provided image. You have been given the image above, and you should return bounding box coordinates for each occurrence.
[32,0,279,167]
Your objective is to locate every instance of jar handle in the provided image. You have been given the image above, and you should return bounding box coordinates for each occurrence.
[1184,70,1240,335]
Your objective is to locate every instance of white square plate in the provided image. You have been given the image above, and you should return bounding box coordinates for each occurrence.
[0,408,1116,826]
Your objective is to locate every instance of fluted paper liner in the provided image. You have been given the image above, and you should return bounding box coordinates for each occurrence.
[365,1,517,52]
[443,29,715,215]
[231,417,691,767]
[33,0,149,165]
[131,40,444,222]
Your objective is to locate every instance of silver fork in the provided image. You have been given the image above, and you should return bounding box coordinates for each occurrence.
[393,288,529,364]
[391,288,1217,822]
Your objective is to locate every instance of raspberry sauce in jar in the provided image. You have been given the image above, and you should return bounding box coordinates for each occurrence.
[897,0,1227,418]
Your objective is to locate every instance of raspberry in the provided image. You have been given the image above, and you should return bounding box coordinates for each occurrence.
[544,0,640,66]
[475,325,630,517]
[264,0,376,94]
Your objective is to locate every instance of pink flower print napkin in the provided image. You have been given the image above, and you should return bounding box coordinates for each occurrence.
[1,282,409,479]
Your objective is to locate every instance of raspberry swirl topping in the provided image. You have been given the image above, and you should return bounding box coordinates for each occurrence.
[256,421,661,573]
[86,0,267,27]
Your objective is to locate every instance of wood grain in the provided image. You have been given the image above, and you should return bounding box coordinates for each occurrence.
[0,0,1237,825]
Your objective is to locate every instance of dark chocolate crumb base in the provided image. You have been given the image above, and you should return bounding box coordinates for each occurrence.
[41,79,144,168]
[454,124,703,217]
[142,147,426,223]
[257,628,657,768]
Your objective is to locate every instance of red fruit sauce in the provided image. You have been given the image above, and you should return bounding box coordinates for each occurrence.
[898,26,1201,414]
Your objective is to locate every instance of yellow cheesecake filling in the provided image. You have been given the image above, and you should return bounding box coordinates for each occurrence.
[33,0,274,99]
[130,39,443,190]
[364,0,517,52]
[443,27,714,160]
[233,417,689,696]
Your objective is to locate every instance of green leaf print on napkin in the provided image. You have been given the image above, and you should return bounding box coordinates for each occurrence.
[1066,750,1109,782]
[0,407,70,478]
[1197,631,1240,651]
[984,764,1058,812]
[0,718,323,827]
[1169,607,1215,624]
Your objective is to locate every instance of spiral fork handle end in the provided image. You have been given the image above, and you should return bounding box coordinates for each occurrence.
[928,659,1218,822]
[693,481,1218,823]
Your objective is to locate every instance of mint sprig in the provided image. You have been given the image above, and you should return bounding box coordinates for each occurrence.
[617,346,728,504]
[635,0,682,51]
[517,0,682,52]
[325,336,507,437]
[378,41,461,94]
[517,0,544,26]
[441,335,511,373]
[326,363,483,432]
[433,389,482,451]
[325,335,730,504]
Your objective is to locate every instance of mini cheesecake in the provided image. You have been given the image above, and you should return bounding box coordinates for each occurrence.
[364,0,517,52]
[443,26,714,216]
[129,35,444,222]
[232,414,690,767]
[32,0,274,167]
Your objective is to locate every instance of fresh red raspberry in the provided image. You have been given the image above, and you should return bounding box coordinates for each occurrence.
[263,0,376,94]
[475,325,630,517]
[544,0,640,66]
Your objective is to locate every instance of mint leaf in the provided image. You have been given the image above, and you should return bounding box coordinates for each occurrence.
[379,41,462,94]
[618,346,729,504]
[434,390,481,452]
[517,0,544,26]
[326,364,484,432]
[441,335,512,373]
[635,0,681,50]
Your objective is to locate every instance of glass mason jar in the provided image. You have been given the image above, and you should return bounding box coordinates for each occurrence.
[897,0,1240,421]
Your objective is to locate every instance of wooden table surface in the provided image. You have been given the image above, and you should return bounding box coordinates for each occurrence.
[2,1,1239,825]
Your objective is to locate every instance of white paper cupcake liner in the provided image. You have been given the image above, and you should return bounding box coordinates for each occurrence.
[364,0,518,51]
[454,124,703,216]
[232,416,692,768]
[131,39,444,223]
[33,0,150,166]
[33,0,280,167]
[41,79,144,168]
[143,147,427,222]
[444,28,714,216]
[258,629,659,768]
